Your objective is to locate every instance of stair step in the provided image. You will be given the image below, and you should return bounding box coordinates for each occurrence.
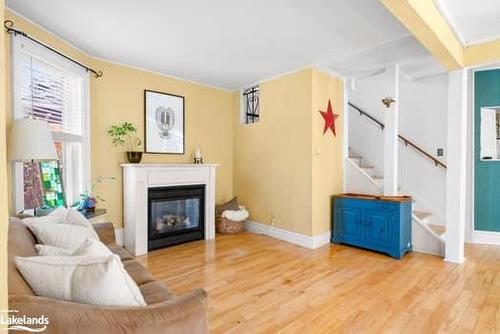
[360,165,374,169]
[372,176,384,180]
[413,210,432,220]
[349,156,361,160]
[428,224,446,236]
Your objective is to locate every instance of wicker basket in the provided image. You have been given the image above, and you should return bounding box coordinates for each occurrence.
[216,216,246,234]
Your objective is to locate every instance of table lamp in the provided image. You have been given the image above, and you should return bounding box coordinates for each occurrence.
[8,118,58,214]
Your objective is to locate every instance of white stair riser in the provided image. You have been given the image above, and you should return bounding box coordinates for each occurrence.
[347,152,446,257]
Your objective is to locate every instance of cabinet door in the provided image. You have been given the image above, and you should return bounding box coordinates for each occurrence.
[335,206,364,245]
[365,210,394,249]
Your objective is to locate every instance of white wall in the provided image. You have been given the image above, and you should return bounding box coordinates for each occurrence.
[348,71,391,178]
[349,71,448,226]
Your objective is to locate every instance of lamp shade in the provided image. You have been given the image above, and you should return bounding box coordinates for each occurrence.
[8,118,57,162]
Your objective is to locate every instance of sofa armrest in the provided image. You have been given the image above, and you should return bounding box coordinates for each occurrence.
[9,289,208,334]
[92,222,116,245]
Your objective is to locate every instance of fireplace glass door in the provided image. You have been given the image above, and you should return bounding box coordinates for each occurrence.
[148,185,205,250]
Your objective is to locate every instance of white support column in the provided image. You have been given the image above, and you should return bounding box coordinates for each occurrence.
[445,69,468,264]
[343,78,351,192]
[384,65,399,196]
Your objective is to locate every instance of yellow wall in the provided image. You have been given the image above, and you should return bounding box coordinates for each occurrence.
[233,69,314,235]
[0,1,8,331]
[233,68,344,236]
[311,69,344,236]
[91,61,234,228]
[4,10,234,228]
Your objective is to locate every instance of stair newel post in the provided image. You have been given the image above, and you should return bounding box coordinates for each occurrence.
[383,65,399,196]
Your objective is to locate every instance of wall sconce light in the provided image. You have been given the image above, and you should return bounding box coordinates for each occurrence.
[382,97,396,108]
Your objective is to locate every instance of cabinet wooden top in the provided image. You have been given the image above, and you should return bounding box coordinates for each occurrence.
[334,193,412,203]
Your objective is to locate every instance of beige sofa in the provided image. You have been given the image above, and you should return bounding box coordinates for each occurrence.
[8,217,208,334]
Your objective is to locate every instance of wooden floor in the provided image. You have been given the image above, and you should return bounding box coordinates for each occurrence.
[137,232,500,333]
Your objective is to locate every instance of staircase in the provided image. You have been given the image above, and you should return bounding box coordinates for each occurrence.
[347,102,447,256]
[347,152,446,255]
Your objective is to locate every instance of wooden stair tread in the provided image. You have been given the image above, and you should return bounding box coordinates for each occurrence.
[349,156,361,159]
[360,166,374,169]
[413,210,432,220]
[372,176,384,180]
[428,224,446,236]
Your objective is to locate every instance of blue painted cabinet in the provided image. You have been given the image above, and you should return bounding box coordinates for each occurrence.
[332,194,412,259]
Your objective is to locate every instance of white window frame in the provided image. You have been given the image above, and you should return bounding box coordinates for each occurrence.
[11,35,91,212]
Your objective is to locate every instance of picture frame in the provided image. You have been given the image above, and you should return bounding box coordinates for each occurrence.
[144,90,185,154]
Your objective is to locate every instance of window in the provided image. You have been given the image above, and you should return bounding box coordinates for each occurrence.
[241,85,260,124]
[12,35,89,211]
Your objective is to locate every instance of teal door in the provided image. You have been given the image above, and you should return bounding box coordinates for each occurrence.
[474,69,500,231]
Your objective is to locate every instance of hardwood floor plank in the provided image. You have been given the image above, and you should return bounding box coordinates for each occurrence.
[137,232,500,333]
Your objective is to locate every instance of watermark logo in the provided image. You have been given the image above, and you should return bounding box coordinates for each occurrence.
[1,309,49,332]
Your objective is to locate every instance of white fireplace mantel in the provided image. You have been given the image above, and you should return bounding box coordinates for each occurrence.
[121,163,217,256]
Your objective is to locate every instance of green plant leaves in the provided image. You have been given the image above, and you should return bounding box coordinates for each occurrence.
[108,122,142,151]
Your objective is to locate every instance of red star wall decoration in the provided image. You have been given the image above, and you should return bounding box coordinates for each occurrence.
[319,99,339,136]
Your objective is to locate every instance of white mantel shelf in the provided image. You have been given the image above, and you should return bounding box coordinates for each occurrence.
[121,163,219,168]
[121,163,217,256]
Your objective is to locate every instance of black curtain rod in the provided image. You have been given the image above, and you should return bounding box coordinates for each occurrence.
[3,20,103,78]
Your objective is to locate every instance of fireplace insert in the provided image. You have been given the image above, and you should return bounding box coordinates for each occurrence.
[148,185,205,250]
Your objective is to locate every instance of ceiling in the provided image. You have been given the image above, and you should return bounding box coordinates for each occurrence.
[322,35,445,80]
[7,0,436,90]
[434,0,500,46]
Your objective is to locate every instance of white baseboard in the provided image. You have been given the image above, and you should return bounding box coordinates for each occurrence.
[471,230,500,245]
[115,228,124,246]
[245,220,330,249]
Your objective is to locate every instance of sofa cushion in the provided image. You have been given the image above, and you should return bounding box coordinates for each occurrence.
[139,281,176,305]
[16,255,147,307]
[36,238,113,257]
[28,222,99,249]
[108,244,134,261]
[8,218,37,295]
[122,260,155,286]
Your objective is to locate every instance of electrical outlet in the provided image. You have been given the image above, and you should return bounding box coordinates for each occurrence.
[437,148,444,157]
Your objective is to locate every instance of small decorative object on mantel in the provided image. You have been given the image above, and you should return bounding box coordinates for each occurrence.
[193,148,203,164]
[319,99,339,137]
[108,122,143,163]
[144,90,185,154]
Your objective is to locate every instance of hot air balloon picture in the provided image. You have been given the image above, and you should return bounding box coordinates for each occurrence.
[144,90,185,154]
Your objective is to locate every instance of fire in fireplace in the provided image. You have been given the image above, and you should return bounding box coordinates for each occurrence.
[148,185,205,250]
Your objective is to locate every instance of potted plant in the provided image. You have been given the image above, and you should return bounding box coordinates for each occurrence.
[73,176,116,212]
[108,122,143,163]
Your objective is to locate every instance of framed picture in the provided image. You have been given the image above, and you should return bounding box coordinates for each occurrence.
[144,90,185,154]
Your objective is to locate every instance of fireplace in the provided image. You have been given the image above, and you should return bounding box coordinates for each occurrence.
[148,185,205,250]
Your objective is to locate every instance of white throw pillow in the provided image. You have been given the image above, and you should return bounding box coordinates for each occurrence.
[29,222,98,250]
[64,208,95,230]
[23,208,67,225]
[16,255,146,307]
[35,244,72,256]
[72,238,113,256]
[36,238,112,257]
[24,208,99,240]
